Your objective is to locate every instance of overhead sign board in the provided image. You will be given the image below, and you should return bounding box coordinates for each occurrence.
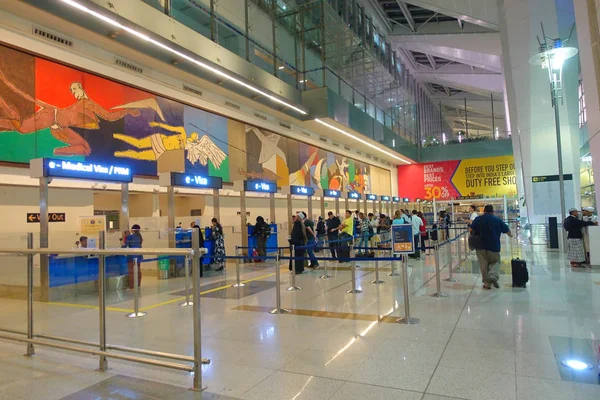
[381,195,390,202]
[366,194,377,201]
[26,213,66,223]
[171,173,223,189]
[291,185,315,196]
[392,224,414,255]
[32,158,132,183]
[244,180,277,193]
[403,197,410,203]
[532,174,574,183]
[393,197,400,203]
[324,189,341,198]
[348,191,361,200]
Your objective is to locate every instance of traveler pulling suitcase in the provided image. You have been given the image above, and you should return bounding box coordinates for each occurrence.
[510,238,529,288]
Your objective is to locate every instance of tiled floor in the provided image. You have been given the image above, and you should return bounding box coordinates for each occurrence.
[0,235,599,399]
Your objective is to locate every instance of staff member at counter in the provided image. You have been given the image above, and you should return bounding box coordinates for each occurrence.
[126,224,143,289]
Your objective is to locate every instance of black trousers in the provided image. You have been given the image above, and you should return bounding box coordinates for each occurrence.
[288,247,305,273]
[328,235,338,258]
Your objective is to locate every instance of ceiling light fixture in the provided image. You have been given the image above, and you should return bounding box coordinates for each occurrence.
[59,0,307,116]
[561,359,593,370]
[314,119,411,164]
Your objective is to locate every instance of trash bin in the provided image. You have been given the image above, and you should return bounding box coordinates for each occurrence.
[158,257,169,280]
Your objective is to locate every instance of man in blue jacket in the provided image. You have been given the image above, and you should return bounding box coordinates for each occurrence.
[470,205,512,290]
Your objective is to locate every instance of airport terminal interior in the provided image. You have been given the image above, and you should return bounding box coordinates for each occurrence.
[0,0,599,399]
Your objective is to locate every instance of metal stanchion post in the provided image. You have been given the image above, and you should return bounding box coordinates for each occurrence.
[371,249,384,284]
[319,244,332,280]
[191,230,209,391]
[287,245,301,291]
[25,232,34,357]
[388,255,401,277]
[445,240,458,282]
[98,231,108,371]
[269,254,290,314]
[126,258,147,318]
[430,242,448,298]
[232,246,245,288]
[347,245,362,293]
[455,231,467,273]
[396,256,419,324]
[179,256,193,307]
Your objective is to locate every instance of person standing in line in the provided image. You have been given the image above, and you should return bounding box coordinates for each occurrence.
[211,218,226,271]
[334,210,354,263]
[326,211,341,259]
[582,207,597,262]
[289,213,307,274]
[410,210,423,259]
[417,211,427,255]
[302,212,319,269]
[468,205,479,226]
[439,211,448,241]
[357,212,370,255]
[470,205,512,290]
[126,224,143,290]
[564,208,597,267]
[253,216,270,261]
[392,210,403,225]
[315,216,326,254]
[368,212,377,246]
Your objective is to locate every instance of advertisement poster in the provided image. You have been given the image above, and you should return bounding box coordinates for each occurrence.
[397,156,517,200]
[78,216,106,236]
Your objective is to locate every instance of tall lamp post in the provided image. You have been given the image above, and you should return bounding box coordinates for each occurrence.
[529,24,578,251]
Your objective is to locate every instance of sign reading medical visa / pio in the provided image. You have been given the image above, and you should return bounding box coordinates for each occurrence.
[79,216,107,235]
[392,224,414,255]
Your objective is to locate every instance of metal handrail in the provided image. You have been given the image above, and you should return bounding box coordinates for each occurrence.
[0,231,208,391]
[0,248,197,256]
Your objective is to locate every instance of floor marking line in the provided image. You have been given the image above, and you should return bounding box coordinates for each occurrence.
[46,302,133,313]
[232,304,401,323]
[138,273,276,311]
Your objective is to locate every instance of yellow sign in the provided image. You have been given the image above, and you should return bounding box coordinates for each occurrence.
[451,156,517,198]
[79,216,106,235]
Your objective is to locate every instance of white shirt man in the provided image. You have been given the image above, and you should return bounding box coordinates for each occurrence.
[411,211,423,236]
[469,206,479,225]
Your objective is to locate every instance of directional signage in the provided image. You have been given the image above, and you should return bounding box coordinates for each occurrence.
[366,194,377,201]
[381,195,390,202]
[291,185,315,196]
[348,191,361,200]
[36,159,132,183]
[171,173,222,189]
[27,213,66,223]
[403,197,410,203]
[392,224,414,255]
[244,180,277,193]
[324,189,341,198]
[532,174,573,183]
[393,197,400,203]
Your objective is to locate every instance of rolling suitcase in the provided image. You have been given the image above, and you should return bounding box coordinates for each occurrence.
[510,239,529,287]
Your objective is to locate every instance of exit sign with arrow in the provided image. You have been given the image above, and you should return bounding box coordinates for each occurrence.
[27,213,66,223]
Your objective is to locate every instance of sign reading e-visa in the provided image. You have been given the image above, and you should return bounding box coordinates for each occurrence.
[31,158,132,183]
[348,191,361,200]
[244,180,277,193]
[381,195,391,202]
[392,224,414,255]
[366,194,377,201]
[291,185,315,196]
[171,173,223,189]
[324,189,341,198]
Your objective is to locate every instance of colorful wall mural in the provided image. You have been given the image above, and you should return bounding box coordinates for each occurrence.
[0,44,390,194]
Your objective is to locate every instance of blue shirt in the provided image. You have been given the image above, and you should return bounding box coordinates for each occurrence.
[470,213,509,253]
